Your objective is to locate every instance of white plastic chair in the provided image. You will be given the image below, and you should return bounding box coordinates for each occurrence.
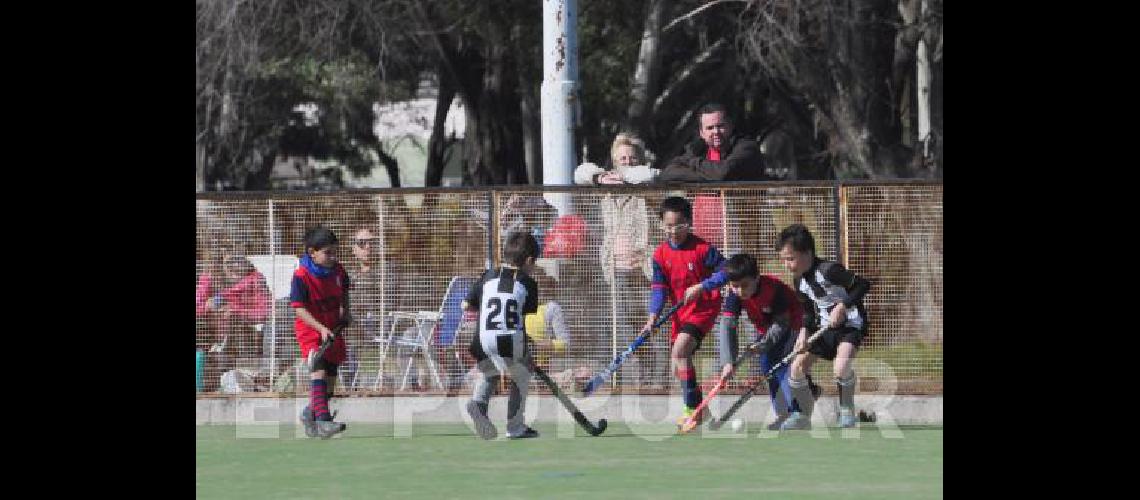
[373,276,473,390]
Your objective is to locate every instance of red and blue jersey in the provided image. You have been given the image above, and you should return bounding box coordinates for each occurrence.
[722,275,803,336]
[649,234,726,339]
[290,257,351,361]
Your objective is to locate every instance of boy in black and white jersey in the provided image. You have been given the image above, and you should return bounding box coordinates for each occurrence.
[462,231,542,439]
[777,224,872,430]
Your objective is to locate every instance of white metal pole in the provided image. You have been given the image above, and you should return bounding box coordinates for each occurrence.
[541,0,578,215]
[916,0,932,160]
[268,200,276,388]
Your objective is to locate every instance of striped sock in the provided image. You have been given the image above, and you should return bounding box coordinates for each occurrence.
[677,365,701,409]
[311,379,331,421]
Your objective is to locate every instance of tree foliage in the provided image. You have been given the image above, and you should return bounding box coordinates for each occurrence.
[195,0,421,190]
[195,0,943,190]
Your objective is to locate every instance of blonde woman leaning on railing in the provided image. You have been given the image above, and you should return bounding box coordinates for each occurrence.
[574,133,666,389]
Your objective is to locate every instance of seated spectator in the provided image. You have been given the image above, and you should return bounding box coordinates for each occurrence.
[524,259,606,393]
[345,225,382,389]
[195,246,270,392]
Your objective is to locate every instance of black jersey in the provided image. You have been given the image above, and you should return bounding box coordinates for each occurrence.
[795,259,870,330]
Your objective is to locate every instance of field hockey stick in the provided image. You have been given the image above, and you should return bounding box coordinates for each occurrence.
[581,303,681,396]
[708,325,828,430]
[531,363,608,436]
[308,322,348,372]
[678,339,763,433]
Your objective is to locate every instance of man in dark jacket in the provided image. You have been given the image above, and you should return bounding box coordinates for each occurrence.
[658,103,767,182]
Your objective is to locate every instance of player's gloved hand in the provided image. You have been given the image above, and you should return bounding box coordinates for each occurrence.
[682,284,704,304]
[745,339,765,354]
[640,316,656,336]
[829,303,847,328]
[720,363,735,380]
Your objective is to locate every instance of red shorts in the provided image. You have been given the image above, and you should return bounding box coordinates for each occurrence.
[669,300,719,343]
[296,330,347,365]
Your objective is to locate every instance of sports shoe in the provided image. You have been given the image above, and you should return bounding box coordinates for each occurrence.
[676,405,708,433]
[507,427,540,439]
[779,411,812,430]
[466,400,498,440]
[300,405,318,438]
[316,420,347,439]
[767,414,788,431]
[837,407,858,428]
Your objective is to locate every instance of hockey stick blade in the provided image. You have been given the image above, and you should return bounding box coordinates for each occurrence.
[581,303,681,396]
[533,364,607,436]
[679,340,762,433]
[708,326,829,430]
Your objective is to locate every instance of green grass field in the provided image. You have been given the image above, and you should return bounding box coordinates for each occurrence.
[196,422,942,499]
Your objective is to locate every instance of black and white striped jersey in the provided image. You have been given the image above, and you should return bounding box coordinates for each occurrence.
[465,267,539,340]
[795,259,871,330]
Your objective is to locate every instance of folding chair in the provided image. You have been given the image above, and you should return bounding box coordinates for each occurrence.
[434,276,477,389]
[373,276,474,390]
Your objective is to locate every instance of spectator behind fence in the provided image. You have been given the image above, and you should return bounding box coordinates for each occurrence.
[500,193,558,252]
[576,133,666,388]
[528,268,610,393]
[574,132,660,186]
[657,103,767,183]
[345,225,382,389]
[524,268,575,378]
[195,246,270,392]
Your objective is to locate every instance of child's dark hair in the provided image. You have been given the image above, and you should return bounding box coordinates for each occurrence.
[723,253,759,281]
[658,196,692,220]
[503,231,540,267]
[777,224,816,256]
[303,226,338,251]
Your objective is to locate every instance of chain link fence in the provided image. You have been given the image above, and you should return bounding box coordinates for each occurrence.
[196,182,941,396]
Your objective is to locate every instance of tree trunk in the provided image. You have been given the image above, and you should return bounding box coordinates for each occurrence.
[420,29,489,186]
[425,64,458,187]
[463,95,489,185]
[475,42,507,185]
[377,147,401,187]
[894,0,921,148]
[196,142,207,193]
[513,22,542,185]
[242,148,277,191]
[468,22,526,186]
[518,75,542,184]
[626,0,668,139]
[915,0,932,164]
